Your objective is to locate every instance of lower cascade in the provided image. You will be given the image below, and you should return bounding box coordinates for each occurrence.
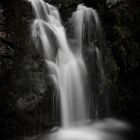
[29,0,131,140]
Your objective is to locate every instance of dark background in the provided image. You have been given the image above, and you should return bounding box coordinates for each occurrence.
[0,0,140,139]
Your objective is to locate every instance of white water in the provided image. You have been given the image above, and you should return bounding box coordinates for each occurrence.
[70,4,105,118]
[29,0,130,140]
[30,0,87,127]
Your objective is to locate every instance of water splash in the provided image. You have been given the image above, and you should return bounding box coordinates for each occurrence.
[38,119,131,140]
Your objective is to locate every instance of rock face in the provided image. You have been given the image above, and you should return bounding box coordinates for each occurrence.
[0,0,59,138]
[0,0,140,139]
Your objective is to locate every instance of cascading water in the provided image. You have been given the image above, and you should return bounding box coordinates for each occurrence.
[70,4,105,118]
[30,0,88,127]
[28,0,131,140]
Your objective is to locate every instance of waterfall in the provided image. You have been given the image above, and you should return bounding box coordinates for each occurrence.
[70,4,105,118]
[28,1,130,140]
[30,0,88,127]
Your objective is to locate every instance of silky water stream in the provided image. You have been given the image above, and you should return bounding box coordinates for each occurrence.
[28,0,131,139]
